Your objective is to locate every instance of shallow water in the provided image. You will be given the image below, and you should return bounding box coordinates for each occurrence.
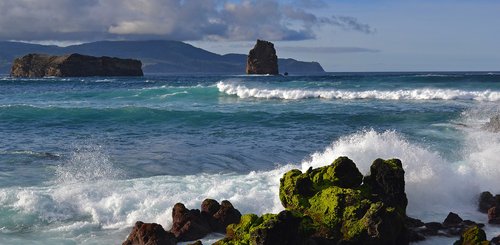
[0,72,499,244]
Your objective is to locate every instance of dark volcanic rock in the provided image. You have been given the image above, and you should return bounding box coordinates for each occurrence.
[122,221,176,245]
[212,200,242,233]
[491,235,500,244]
[170,200,241,241]
[10,53,143,77]
[444,212,464,227]
[170,203,211,241]
[489,207,500,224]
[200,199,241,233]
[246,40,279,75]
[479,191,496,213]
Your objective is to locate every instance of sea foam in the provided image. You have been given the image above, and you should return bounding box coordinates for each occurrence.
[217,81,500,101]
[2,107,500,244]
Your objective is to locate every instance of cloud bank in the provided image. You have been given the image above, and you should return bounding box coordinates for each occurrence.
[0,0,374,42]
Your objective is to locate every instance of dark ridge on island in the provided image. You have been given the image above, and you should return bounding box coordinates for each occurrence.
[10,53,143,78]
[0,40,325,75]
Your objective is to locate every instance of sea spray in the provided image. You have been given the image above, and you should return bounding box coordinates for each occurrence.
[54,143,124,184]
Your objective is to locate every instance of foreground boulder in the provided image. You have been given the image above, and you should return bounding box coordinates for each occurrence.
[123,199,241,245]
[217,156,410,244]
[170,203,211,241]
[10,53,143,77]
[453,225,490,245]
[246,40,279,75]
[169,199,241,242]
[122,221,176,245]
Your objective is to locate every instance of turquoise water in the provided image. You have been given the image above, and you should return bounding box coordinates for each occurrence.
[0,72,499,244]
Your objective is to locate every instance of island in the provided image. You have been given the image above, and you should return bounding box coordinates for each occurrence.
[10,53,143,78]
[0,40,325,74]
[246,40,279,75]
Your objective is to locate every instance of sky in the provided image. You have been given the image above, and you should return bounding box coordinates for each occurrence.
[1,0,499,71]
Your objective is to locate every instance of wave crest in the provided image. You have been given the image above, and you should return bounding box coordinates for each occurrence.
[217,81,500,101]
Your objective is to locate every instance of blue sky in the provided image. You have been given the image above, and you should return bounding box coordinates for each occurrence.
[1,0,499,71]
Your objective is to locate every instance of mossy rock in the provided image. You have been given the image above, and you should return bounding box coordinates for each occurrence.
[279,156,363,211]
[215,211,315,245]
[219,157,409,245]
[454,226,490,245]
[363,158,408,213]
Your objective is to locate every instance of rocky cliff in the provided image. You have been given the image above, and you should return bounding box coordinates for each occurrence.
[10,53,143,77]
[246,40,279,75]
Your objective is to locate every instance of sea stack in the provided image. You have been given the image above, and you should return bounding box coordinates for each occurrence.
[10,53,143,78]
[246,40,279,75]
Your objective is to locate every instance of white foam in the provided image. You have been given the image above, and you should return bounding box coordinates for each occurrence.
[2,106,500,244]
[217,81,500,101]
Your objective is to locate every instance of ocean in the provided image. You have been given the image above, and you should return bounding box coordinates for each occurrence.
[0,72,499,244]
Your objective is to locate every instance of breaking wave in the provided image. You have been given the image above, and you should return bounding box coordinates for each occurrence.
[217,81,500,101]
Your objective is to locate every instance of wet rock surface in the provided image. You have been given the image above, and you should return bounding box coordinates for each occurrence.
[122,221,176,245]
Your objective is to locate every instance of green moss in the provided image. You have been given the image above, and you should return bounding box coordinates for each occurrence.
[372,158,403,171]
[454,225,490,245]
[279,169,311,210]
[220,157,409,245]
[219,214,259,245]
[307,186,363,229]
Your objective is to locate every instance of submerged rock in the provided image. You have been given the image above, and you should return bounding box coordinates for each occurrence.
[10,53,143,78]
[218,156,410,245]
[122,221,176,245]
[246,40,279,75]
[489,207,500,224]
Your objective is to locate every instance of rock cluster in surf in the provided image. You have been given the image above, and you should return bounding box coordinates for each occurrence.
[122,199,241,245]
[216,157,410,244]
[479,191,500,225]
[123,157,500,245]
[10,53,143,78]
[245,40,279,75]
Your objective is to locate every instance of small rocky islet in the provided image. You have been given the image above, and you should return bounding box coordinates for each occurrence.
[10,53,143,78]
[121,156,500,245]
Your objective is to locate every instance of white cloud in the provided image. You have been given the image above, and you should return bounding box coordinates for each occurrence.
[0,0,374,41]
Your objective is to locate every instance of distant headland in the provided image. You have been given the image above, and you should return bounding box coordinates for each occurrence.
[0,40,325,75]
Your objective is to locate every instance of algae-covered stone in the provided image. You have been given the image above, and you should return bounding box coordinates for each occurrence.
[279,157,408,244]
[454,225,490,245]
[215,211,314,245]
[218,157,410,245]
[364,158,408,212]
[279,156,363,211]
